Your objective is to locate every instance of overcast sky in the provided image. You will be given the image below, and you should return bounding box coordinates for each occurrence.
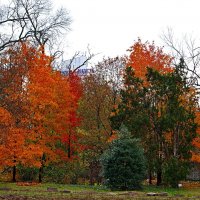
[52,0,200,63]
[1,0,196,63]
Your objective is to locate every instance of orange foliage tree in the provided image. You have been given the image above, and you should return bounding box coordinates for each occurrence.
[127,38,173,83]
[0,43,82,182]
[0,44,43,181]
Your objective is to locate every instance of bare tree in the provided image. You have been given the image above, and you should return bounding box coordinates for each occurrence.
[94,56,126,103]
[0,0,71,53]
[65,47,95,73]
[55,44,98,75]
[162,28,200,88]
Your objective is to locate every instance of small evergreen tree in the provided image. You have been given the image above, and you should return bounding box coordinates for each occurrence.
[101,126,146,190]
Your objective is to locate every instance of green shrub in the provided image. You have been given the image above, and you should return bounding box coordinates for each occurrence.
[101,127,146,190]
[43,164,66,183]
[43,161,88,184]
[18,165,38,182]
[163,157,189,188]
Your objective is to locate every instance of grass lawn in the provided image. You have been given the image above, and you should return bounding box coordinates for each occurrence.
[0,182,200,199]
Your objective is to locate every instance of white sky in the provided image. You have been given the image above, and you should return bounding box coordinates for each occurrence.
[53,0,200,63]
[1,0,199,63]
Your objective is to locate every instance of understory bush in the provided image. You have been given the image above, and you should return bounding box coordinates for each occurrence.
[43,161,88,184]
[163,157,189,188]
[18,165,38,182]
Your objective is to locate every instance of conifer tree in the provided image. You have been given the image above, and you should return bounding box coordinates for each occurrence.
[101,126,146,190]
[111,59,198,187]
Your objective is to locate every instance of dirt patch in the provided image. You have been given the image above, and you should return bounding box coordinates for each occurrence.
[16,182,40,187]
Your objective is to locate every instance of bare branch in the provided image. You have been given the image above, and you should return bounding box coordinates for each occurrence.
[0,0,71,53]
[162,28,200,89]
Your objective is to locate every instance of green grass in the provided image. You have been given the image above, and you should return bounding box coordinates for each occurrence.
[143,185,200,197]
[0,181,108,191]
[0,182,110,199]
[0,182,200,199]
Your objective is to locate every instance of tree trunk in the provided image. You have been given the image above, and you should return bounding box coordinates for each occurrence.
[39,166,43,183]
[148,169,152,185]
[12,165,16,182]
[156,170,162,186]
[89,161,94,185]
[68,133,71,158]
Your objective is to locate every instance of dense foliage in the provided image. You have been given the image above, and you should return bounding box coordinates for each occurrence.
[0,43,82,182]
[111,58,198,187]
[101,126,146,190]
[0,36,199,189]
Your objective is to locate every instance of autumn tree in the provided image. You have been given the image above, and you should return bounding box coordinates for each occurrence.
[25,45,60,182]
[0,42,83,182]
[94,56,126,105]
[111,61,198,187]
[78,73,114,184]
[162,31,200,166]
[24,45,83,182]
[111,39,173,185]
[127,39,171,185]
[110,66,152,182]
[0,43,43,182]
[55,71,83,161]
[192,110,200,163]
[70,56,126,185]
[0,108,12,145]
[146,60,198,187]
[111,40,198,186]
[127,38,172,83]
